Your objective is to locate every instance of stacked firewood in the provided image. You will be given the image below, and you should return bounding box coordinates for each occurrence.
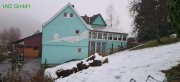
[56,53,108,78]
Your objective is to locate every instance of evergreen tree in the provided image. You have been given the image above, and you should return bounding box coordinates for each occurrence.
[130,0,172,42]
[167,0,180,39]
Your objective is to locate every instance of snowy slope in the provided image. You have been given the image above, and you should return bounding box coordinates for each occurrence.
[45,42,180,82]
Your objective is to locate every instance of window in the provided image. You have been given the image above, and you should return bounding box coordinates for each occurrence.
[89,32,92,38]
[64,12,67,17]
[92,32,97,39]
[123,38,126,41]
[64,12,73,18]
[122,35,127,41]
[118,34,122,41]
[103,33,107,40]
[113,34,118,40]
[96,42,101,53]
[78,48,82,52]
[98,33,102,39]
[108,34,112,40]
[70,13,73,17]
[90,42,95,52]
[76,30,79,34]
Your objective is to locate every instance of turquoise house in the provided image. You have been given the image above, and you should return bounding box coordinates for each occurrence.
[42,3,128,64]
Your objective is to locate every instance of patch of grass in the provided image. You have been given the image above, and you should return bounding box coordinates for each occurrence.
[130,36,179,50]
[162,64,180,82]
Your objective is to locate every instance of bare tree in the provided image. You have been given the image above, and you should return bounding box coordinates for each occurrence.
[0,27,21,54]
[106,4,120,29]
[0,28,9,54]
[9,27,21,42]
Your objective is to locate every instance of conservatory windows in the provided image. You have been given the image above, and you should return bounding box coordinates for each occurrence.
[103,33,107,40]
[98,32,102,39]
[113,34,118,40]
[118,35,122,40]
[89,31,126,41]
[123,35,127,41]
[108,34,113,40]
[92,32,97,39]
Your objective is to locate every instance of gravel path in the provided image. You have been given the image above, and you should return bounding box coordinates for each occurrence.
[0,59,11,78]
[19,58,41,80]
[0,58,41,80]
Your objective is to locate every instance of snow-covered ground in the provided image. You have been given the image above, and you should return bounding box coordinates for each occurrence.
[45,42,180,82]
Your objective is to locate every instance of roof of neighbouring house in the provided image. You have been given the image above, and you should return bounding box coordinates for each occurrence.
[12,33,42,44]
[81,14,107,26]
[81,14,128,34]
[42,3,128,35]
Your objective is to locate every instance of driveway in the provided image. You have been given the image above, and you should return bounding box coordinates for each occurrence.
[19,58,41,80]
[0,59,11,78]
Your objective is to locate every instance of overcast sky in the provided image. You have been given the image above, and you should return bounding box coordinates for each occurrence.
[0,0,133,38]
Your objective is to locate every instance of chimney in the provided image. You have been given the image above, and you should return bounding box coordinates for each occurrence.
[72,5,74,8]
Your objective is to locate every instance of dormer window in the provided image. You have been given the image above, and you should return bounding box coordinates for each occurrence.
[64,12,73,18]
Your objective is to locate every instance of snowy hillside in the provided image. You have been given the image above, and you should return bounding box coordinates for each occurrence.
[45,42,180,82]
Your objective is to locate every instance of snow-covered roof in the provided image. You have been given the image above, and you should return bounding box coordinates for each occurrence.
[87,25,128,34]
[42,3,127,35]
[81,14,107,26]
[42,3,93,30]
[101,27,128,34]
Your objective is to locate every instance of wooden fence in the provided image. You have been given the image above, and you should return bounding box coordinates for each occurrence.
[129,75,180,82]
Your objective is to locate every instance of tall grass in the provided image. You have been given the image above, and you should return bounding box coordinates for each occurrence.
[130,36,179,50]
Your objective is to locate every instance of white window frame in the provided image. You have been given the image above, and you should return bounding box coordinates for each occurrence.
[107,33,109,40]
[121,35,124,41]
[113,34,118,41]
[118,34,121,41]
[108,33,113,40]
[98,32,103,39]
[89,32,92,39]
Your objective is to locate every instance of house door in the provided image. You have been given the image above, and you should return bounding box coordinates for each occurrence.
[96,42,101,53]
[89,41,106,55]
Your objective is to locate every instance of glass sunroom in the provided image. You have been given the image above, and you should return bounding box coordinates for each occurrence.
[88,31,128,56]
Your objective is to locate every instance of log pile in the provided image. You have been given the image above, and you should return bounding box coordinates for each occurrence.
[56,53,108,78]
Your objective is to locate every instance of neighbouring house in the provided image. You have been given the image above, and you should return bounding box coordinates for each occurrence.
[13,33,42,58]
[42,3,128,64]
